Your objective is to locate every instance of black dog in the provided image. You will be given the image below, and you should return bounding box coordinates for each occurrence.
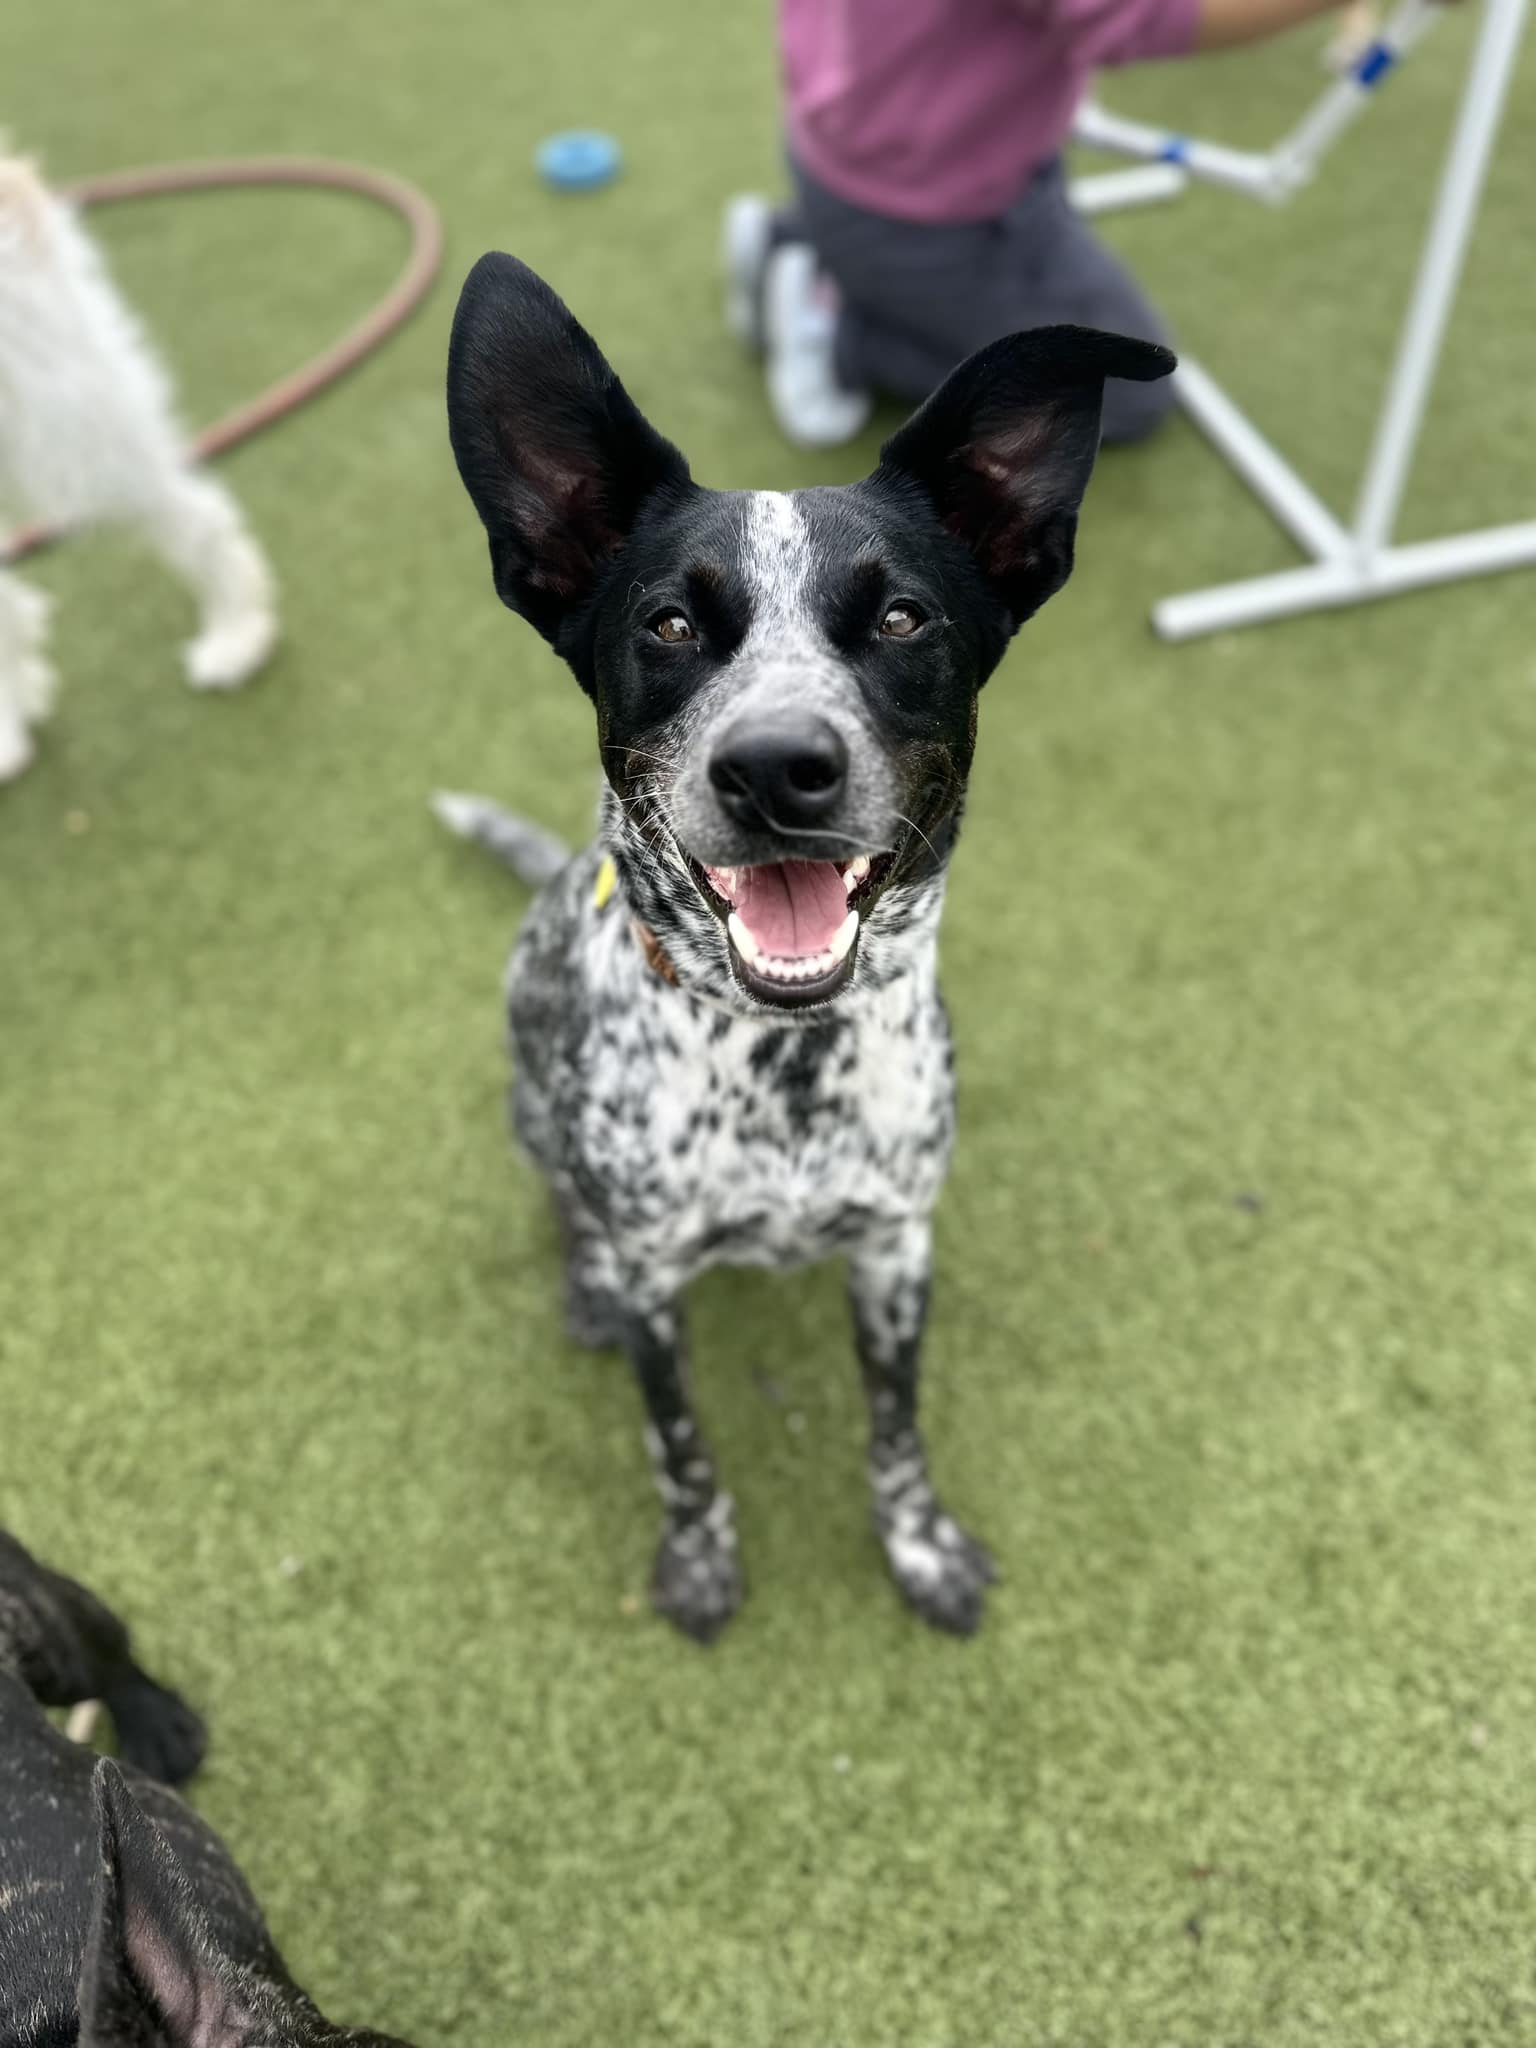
[442,254,1173,1642]
[0,1530,408,2048]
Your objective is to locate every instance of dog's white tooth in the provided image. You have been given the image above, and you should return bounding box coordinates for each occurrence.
[843,854,871,891]
[727,912,760,963]
[828,909,859,961]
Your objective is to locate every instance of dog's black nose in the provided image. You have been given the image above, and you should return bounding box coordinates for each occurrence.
[708,717,849,830]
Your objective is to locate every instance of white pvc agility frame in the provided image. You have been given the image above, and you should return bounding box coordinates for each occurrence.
[1066,0,1536,638]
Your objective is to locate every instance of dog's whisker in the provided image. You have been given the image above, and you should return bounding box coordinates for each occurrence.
[888,810,941,872]
[617,804,692,900]
[602,742,674,771]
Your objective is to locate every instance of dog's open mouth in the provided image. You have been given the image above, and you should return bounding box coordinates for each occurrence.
[692,852,892,1007]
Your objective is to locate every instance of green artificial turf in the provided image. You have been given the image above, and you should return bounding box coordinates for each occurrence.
[3,3,1536,2041]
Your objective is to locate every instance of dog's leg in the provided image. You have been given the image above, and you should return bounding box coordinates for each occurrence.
[130,469,278,690]
[0,1530,206,1783]
[0,567,58,781]
[553,1191,629,1350]
[620,1298,743,1644]
[849,1220,995,1634]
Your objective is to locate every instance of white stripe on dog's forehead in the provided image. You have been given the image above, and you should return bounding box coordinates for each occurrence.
[741,491,815,637]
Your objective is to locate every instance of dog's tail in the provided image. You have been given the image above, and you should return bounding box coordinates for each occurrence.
[431,791,571,888]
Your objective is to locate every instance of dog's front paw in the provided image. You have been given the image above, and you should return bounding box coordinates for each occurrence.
[105,1669,208,1787]
[651,1495,743,1645]
[183,611,278,691]
[881,1504,996,1636]
[0,713,36,783]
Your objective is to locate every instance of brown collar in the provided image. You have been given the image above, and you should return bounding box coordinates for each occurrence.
[632,918,678,986]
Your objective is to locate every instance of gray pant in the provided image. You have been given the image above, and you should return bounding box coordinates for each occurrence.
[789,155,1177,445]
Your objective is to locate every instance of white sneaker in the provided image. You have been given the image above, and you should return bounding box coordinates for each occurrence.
[763,243,873,451]
[721,193,774,353]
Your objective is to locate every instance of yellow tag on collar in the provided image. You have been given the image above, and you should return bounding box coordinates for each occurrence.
[592,856,618,911]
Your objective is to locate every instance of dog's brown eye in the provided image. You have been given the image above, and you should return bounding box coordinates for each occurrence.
[880,603,925,638]
[649,612,696,644]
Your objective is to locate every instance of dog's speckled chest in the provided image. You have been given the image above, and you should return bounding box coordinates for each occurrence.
[505,847,955,1286]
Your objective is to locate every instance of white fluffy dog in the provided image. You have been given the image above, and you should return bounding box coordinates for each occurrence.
[0,154,277,781]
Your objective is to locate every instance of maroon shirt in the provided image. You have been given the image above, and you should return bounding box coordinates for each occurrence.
[783,0,1202,223]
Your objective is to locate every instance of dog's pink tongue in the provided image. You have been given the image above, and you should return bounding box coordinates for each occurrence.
[734,861,847,957]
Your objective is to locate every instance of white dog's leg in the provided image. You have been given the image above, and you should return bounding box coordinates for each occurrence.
[132,469,279,691]
[0,567,58,781]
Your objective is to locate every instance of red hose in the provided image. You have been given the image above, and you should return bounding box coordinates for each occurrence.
[3,156,443,563]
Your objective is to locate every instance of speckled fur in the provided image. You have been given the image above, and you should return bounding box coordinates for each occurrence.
[444,253,1174,1641]
[503,792,984,1637]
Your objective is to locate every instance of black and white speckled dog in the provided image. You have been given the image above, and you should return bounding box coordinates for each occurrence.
[0,1529,409,2048]
[440,253,1174,1644]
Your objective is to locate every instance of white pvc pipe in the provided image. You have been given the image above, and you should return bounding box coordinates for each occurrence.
[1351,0,1529,553]
[1069,164,1189,214]
[1152,521,1536,639]
[1074,100,1164,154]
[1073,101,1282,199]
[1174,357,1352,561]
[1270,0,1443,192]
[1079,1,1441,210]
[1165,139,1287,201]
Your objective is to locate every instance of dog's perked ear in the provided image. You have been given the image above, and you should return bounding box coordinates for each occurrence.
[446,252,692,657]
[77,1760,282,2048]
[875,325,1176,632]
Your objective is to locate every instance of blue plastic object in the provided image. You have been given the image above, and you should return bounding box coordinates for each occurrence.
[536,132,622,192]
[1354,40,1397,88]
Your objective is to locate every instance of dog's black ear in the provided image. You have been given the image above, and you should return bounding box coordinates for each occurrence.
[447,252,692,649]
[875,325,1175,628]
[77,1760,273,2048]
